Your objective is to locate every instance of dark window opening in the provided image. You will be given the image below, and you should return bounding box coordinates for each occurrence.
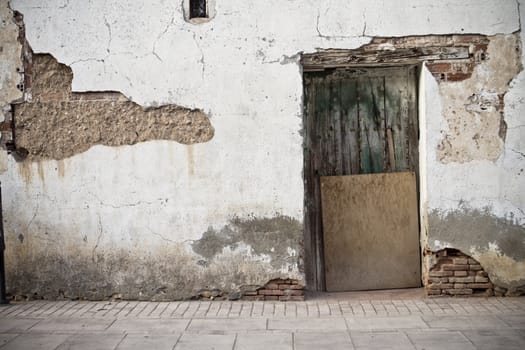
[190,0,207,18]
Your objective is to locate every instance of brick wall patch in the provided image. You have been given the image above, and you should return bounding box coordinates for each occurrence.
[427,249,493,297]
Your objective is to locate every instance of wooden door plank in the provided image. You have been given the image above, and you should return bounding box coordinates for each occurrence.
[385,72,409,171]
[303,75,316,290]
[312,76,330,290]
[340,78,360,175]
[330,81,343,175]
[357,76,386,173]
[407,66,419,174]
[321,173,421,292]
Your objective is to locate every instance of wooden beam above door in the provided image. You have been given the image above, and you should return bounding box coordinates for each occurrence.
[302,46,469,72]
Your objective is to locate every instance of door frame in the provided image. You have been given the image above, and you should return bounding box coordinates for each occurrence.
[301,58,425,292]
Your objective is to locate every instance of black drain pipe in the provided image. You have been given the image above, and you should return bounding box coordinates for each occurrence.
[0,182,8,304]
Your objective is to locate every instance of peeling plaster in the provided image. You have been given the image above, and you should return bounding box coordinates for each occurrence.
[14,54,214,161]
[437,34,522,163]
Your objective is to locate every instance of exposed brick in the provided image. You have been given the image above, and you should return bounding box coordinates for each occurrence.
[444,289,473,295]
[278,284,292,290]
[279,296,305,301]
[447,72,472,81]
[427,249,494,298]
[439,258,454,265]
[264,296,279,301]
[429,271,454,277]
[454,271,468,277]
[426,62,452,73]
[264,283,279,290]
[429,277,449,283]
[449,277,475,283]
[442,264,469,271]
[243,291,258,296]
[453,258,468,265]
[427,289,442,296]
[474,276,489,283]
[468,283,493,289]
[429,283,454,289]
[279,284,304,290]
[258,289,284,296]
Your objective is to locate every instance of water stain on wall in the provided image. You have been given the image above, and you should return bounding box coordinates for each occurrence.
[192,215,303,272]
[428,207,525,291]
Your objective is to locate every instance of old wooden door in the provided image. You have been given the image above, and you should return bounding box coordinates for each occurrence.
[303,66,420,291]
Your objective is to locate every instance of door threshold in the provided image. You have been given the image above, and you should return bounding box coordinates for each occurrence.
[305,287,425,301]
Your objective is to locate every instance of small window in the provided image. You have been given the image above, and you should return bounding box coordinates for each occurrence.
[184,0,215,23]
[190,0,207,19]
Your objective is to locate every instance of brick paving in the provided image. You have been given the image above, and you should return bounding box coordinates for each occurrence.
[0,292,524,349]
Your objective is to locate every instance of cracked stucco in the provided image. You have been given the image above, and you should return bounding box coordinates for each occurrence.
[0,0,523,299]
[10,0,518,109]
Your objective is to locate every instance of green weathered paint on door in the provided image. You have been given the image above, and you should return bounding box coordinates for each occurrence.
[303,66,419,291]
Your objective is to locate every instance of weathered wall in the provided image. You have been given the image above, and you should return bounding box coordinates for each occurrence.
[423,3,525,294]
[0,0,523,299]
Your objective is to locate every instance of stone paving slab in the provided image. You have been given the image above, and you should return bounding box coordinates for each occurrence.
[115,334,181,350]
[56,333,125,350]
[405,330,476,350]
[345,315,428,330]
[462,329,525,350]
[0,298,523,349]
[29,317,115,333]
[0,333,70,350]
[108,318,189,333]
[499,314,525,328]
[0,318,40,333]
[0,335,17,348]
[235,333,292,350]
[175,333,236,350]
[294,331,354,350]
[422,315,510,330]
[350,331,414,350]
[187,319,266,332]
[268,317,348,330]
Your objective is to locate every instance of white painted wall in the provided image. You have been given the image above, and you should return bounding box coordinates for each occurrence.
[2,0,523,289]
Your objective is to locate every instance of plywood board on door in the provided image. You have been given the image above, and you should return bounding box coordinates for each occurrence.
[321,172,421,292]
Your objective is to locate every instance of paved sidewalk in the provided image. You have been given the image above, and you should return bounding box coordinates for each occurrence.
[0,292,523,349]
